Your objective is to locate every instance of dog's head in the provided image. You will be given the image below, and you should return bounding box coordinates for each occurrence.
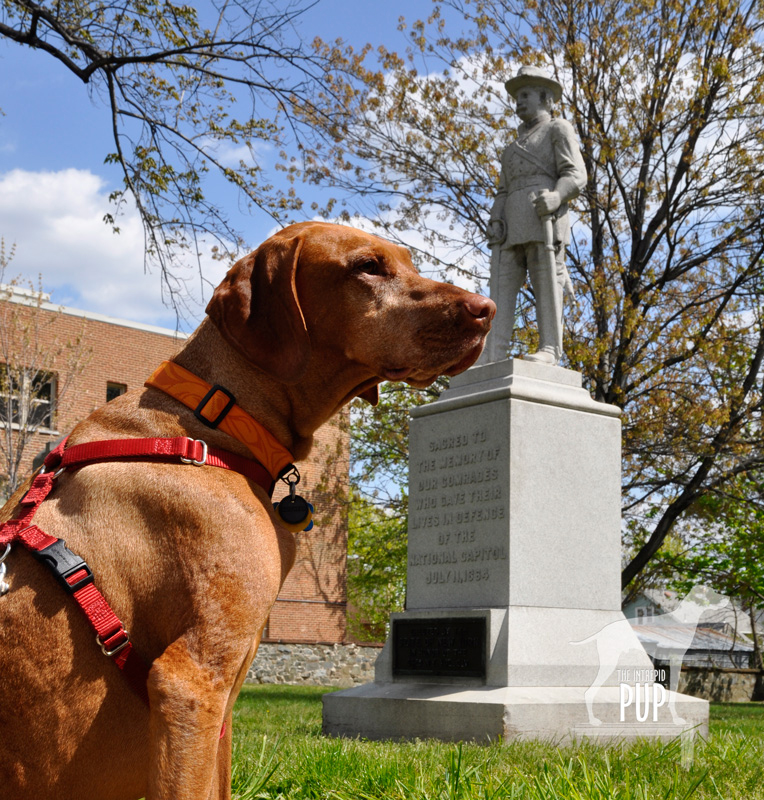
[206,222,495,404]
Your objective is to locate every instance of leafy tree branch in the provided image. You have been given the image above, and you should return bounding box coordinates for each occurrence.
[0,0,345,316]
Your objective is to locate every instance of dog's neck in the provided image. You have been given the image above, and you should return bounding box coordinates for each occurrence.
[171,319,377,461]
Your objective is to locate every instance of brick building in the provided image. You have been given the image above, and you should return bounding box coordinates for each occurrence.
[0,285,348,643]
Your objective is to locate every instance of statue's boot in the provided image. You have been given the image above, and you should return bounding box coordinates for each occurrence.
[524,346,557,365]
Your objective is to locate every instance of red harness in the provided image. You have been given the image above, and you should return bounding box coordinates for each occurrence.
[0,435,279,707]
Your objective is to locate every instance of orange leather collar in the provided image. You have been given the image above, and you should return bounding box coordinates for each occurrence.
[145,361,294,480]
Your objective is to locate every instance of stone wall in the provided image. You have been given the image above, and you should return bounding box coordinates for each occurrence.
[246,642,382,688]
[679,667,759,702]
[247,645,762,700]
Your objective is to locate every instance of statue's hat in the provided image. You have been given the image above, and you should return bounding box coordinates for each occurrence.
[504,66,563,102]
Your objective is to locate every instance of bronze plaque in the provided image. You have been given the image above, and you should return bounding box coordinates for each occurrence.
[392,617,486,678]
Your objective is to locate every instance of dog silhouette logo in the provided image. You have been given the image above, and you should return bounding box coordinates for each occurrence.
[570,585,729,726]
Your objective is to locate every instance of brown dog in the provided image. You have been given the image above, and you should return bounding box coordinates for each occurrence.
[0,222,494,800]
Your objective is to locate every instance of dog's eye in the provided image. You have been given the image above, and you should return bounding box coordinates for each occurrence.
[355,260,386,277]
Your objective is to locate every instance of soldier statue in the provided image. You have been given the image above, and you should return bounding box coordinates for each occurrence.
[483,65,587,365]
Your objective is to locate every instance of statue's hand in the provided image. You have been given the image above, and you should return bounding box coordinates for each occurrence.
[487,219,506,245]
[533,190,561,218]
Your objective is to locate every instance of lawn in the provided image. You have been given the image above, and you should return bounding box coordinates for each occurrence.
[231,686,764,800]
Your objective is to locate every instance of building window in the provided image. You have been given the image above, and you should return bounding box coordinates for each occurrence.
[0,370,56,431]
[106,382,127,403]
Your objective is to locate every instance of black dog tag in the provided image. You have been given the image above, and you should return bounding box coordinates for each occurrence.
[273,467,314,533]
[276,494,311,525]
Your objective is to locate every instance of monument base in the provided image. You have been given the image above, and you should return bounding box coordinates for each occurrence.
[322,683,708,743]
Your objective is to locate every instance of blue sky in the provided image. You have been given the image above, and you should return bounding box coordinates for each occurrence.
[0,0,443,330]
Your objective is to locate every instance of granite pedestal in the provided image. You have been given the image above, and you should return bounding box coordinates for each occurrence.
[323,359,708,742]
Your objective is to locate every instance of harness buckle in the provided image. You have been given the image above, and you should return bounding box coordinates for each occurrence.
[31,539,95,594]
[180,438,208,467]
[97,629,131,657]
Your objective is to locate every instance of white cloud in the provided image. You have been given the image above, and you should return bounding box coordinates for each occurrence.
[0,168,214,329]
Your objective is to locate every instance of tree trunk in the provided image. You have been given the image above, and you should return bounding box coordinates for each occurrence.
[748,605,764,702]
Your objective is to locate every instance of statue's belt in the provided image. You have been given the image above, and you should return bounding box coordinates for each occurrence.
[506,175,556,194]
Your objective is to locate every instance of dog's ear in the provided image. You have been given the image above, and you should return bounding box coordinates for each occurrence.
[206,234,310,383]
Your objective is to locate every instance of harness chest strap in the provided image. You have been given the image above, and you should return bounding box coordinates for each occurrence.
[0,435,282,708]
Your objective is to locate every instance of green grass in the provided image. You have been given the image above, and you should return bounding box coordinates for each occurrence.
[231,686,764,800]
[708,702,764,738]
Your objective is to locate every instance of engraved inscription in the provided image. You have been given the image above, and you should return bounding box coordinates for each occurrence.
[413,496,438,510]
[409,545,507,567]
[408,423,508,598]
[440,468,499,488]
[426,568,490,584]
[429,434,470,451]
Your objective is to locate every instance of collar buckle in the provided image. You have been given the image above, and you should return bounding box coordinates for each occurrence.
[194,384,237,429]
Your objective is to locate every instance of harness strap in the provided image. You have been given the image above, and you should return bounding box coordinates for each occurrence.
[32,532,149,704]
[0,434,281,708]
[59,436,276,496]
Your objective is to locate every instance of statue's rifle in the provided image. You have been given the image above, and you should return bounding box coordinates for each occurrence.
[529,193,576,305]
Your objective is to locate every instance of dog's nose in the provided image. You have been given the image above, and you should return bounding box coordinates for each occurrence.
[462,294,496,323]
